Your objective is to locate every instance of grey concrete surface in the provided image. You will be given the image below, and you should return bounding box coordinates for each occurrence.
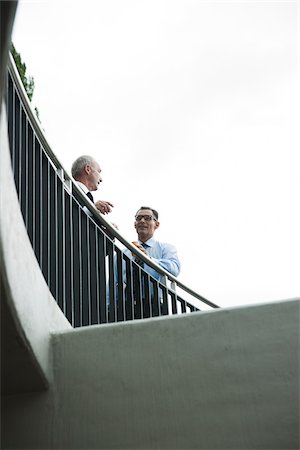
[2,298,299,449]
[0,103,71,394]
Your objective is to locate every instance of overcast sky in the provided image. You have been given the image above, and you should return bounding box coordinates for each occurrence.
[12,0,300,308]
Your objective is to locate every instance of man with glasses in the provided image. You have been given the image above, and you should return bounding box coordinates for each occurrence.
[121,206,181,319]
[128,206,181,281]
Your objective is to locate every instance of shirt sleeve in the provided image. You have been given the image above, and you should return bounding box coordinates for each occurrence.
[149,243,181,277]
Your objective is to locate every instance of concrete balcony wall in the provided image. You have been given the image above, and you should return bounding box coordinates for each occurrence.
[0,101,71,394]
[0,2,71,397]
[2,298,299,449]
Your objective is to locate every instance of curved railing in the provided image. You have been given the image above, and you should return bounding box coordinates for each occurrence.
[5,54,219,327]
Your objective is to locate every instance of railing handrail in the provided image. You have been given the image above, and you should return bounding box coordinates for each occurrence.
[66,179,220,309]
[7,52,219,313]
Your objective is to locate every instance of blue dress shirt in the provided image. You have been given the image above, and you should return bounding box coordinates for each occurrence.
[124,237,181,282]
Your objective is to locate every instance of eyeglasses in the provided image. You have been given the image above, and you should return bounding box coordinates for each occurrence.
[135,215,157,222]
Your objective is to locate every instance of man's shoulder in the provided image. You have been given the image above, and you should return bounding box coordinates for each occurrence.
[151,239,177,251]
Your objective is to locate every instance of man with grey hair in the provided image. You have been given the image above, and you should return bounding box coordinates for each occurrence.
[71,155,113,215]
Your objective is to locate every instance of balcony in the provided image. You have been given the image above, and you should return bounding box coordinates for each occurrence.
[1,2,299,449]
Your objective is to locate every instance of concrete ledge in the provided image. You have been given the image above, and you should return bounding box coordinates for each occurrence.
[2,298,299,449]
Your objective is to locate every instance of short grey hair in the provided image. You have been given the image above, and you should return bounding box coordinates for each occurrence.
[71,155,96,179]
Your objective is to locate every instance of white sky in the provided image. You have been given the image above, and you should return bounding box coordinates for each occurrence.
[12,0,300,308]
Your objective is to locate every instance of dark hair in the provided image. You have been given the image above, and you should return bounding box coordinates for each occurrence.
[136,206,159,220]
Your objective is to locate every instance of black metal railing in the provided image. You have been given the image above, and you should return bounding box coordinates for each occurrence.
[5,54,219,327]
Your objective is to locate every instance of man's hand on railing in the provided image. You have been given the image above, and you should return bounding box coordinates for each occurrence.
[95,200,114,215]
[132,241,148,254]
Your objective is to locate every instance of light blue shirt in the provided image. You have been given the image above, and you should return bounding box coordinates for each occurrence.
[124,237,181,282]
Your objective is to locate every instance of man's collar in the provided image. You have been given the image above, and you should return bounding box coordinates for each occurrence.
[76,181,89,194]
[139,237,155,247]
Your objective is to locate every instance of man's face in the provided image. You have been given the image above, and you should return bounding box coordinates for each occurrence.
[85,160,102,191]
[134,209,159,242]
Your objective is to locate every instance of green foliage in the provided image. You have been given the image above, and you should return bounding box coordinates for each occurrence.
[11,43,35,101]
[11,43,40,120]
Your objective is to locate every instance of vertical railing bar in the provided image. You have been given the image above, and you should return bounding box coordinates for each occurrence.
[122,253,128,320]
[129,259,135,319]
[69,193,74,326]
[88,221,97,325]
[121,255,127,321]
[124,256,134,321]
[18,94,22,203]
[47,159,50,284]
[94,228,100,324]
[170,280,178,314]
[86,219,91,325]
[181,299,187,314]
[136,265,143,320]
[64,178,72,191]
[156,281,162,317]
[144,273,152,318]
[11,79,14,166]
[62,183,66,316]
[131,264,139,320]
[24,116,28,228]
[52,162,57,294]
[40,148,43,270]
[170,280,176,294]
[57,167,64,180]
[107,241,116,323]
[151,279,160,317]
[98,230,107,324]
[169,290,177,315]
[78,208,83,327]
[32,129,35,250]
[8,74,11,161]
[115,248,126,322]
[39,144,43,265]
[11,76,16,172]
[161,284,169,316]
[5,72,10,156]
[104,236,107,322]
[71,198,79,327]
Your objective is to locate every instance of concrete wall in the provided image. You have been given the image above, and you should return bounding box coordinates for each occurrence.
[2,298,299,449]
[0,101,71,394]
[0,0,71,394]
